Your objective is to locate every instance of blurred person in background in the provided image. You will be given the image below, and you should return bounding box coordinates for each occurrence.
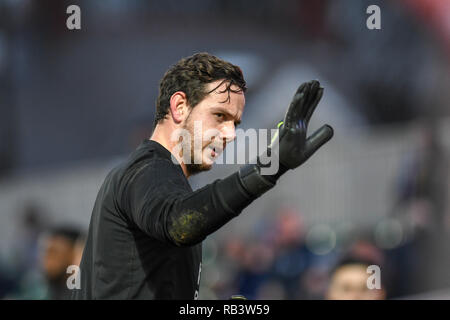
[395,120,448,232]
[391,120,450,294]
[326,253,386,300]
[39,226,83,300]
[269,208,313,299]
[11,203,48,277]
[235,240,275,300]
[7,225,83,300]
[0,203,48,299]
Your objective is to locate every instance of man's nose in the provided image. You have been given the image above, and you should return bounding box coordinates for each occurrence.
[220,123,236,144]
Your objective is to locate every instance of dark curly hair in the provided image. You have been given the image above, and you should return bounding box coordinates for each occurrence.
[154,52,247,127]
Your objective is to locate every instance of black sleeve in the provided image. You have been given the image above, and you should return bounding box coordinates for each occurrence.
[118,159,267,247]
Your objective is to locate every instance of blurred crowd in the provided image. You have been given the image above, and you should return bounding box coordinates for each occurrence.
[0,0,449,300]
[210,210,387,300]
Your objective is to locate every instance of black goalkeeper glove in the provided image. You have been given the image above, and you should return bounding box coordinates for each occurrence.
[238,80,334,196]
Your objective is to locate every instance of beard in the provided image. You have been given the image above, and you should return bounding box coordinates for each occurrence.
[181,119,213,177]
[185,162,209,176]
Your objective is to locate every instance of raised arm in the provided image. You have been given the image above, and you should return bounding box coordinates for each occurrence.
[121,80,333,247]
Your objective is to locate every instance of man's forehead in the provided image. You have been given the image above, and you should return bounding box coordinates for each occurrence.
[206,80,243,95]
[209,87,244,104]
[209,92,245,116]
[201,81,245,118]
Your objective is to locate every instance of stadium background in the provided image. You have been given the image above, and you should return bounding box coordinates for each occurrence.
[0,0,449,299]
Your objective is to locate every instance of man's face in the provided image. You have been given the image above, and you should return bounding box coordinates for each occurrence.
[326,264,386,300]
[41,236,74,281]
[180,80,245,175]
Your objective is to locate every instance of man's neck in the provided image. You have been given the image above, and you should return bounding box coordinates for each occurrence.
[149,126,190,178]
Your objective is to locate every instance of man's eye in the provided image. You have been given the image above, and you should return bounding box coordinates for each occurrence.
[215,113,224,119]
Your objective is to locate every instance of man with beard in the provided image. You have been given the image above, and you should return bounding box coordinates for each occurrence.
[73,52,333,299]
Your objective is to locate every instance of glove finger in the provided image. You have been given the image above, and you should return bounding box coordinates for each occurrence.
[293,81,313,123]
[284,82,308,128]
[304,87,323,124]
[303,80,320,116]
[303,124,334,160]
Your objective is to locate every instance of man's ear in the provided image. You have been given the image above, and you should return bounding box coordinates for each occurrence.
[169,91,189,124]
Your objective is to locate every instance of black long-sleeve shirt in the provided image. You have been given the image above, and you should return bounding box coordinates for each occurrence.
[72,139,256,299]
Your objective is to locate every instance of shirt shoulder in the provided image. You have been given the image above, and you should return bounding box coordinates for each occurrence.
[114,140,191,211]
[121,140,187,189]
